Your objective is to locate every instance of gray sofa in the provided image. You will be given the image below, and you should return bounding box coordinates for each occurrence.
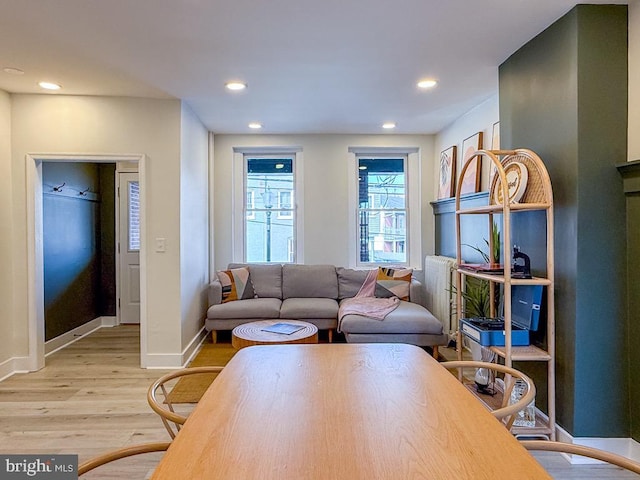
[206,263,447,355]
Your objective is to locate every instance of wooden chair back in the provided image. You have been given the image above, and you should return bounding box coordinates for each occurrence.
[441,360,536,430]
[521,440,640,474]
[147,366,224,439]
[78,442,170,476]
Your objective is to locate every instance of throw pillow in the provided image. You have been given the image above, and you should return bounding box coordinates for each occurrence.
[217,267,255,303]
[376,267,412,301]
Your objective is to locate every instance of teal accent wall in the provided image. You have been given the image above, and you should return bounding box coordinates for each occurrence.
[43,162,116,340]
[499,5,629,437]
[431,192,492,261]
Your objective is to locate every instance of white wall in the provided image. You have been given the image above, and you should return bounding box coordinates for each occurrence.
[0,90,13,368]
[629,1,640,161]
[213,134,435,270]
[434,94,499,195]
[10,95,183,363]
[179,103,209,351]
[437,1,637,166]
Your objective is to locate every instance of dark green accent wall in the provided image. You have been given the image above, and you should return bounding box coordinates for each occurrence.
[499,5,628,437]
[43,162,116,340]
[618,160,640,441]
[99,164,117,316]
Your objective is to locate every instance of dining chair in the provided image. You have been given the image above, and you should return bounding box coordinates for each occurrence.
[521,440,640,474]
[78,442,170,476]
[147,366,224,439]
[441,360,536,429]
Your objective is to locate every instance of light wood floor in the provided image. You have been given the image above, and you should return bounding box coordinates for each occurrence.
[0,325,636,479]
[0,325,173,479]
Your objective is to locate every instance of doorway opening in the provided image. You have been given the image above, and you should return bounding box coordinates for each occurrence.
[26,154,147,370]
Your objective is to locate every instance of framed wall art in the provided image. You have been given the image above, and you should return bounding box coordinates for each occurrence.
[438,145,457,199]
[459,131,483,195]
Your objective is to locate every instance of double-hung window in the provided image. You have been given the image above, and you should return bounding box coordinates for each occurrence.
[348,147,421,268]
[357,156,407,264]
[233,148,303,263]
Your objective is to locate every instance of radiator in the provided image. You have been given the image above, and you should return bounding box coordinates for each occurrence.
[424,255,457,336]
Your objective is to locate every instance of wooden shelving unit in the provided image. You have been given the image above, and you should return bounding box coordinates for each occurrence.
[455,149,556,440]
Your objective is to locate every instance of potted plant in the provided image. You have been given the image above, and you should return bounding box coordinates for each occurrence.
[456,221,501,318]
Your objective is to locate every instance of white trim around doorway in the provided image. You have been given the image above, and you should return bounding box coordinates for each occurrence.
[25,153,148,370]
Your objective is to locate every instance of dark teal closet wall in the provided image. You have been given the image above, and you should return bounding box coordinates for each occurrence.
[99,164,117,316]
[43,162,116,340]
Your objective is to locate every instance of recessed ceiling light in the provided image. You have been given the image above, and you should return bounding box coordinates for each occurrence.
[275,163,285,169]
[417,79,438,89]
[358,165,367,170]
[225,81,247,91]
[3,67,24,75]
[38,81,61,90]
[382,122,396,129]
[248,122,262,129]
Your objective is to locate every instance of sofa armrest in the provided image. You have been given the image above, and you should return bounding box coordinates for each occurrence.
[409,279,427,308]
[209,278,223,306]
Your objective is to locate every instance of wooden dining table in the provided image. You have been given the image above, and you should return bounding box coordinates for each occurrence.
[150,343,551,479]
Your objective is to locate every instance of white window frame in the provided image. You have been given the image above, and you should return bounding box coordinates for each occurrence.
[347,147,421,269]
[232,147,304,263]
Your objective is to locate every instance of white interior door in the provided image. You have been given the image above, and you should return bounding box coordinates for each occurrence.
[118,172,140,324]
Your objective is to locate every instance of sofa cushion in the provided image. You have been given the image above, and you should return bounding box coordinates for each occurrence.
[376,267,412,301]
[282,264,338,299]
[229,263,282,299]
[216,267,255,303]
[337,267,414,300]
[280,298,339,319]
[336,267,368,299]
[339,301,443,335]
[207,298,281,320]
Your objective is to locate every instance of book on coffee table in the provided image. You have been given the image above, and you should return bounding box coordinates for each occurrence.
[261,323,306,335]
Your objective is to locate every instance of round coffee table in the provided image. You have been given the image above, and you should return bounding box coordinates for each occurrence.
[231,320,318,349]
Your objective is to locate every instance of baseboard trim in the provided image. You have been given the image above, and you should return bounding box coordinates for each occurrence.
[1,318,119,381]
[144,353,184,369]
[45,317,117,356]
[143,326,208,369]
[99,316,118,327]
[182,327,209,366]
[555,425,640,464]
[0,356,31,382]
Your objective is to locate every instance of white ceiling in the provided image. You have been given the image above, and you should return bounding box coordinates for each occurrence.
[0,0,628,134]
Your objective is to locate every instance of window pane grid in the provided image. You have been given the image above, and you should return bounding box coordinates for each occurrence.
[128,181,140,252]
[244,156,295,263]
[357,156,407,265]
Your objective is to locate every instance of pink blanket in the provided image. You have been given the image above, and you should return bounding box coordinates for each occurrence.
[337,269,400,331]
